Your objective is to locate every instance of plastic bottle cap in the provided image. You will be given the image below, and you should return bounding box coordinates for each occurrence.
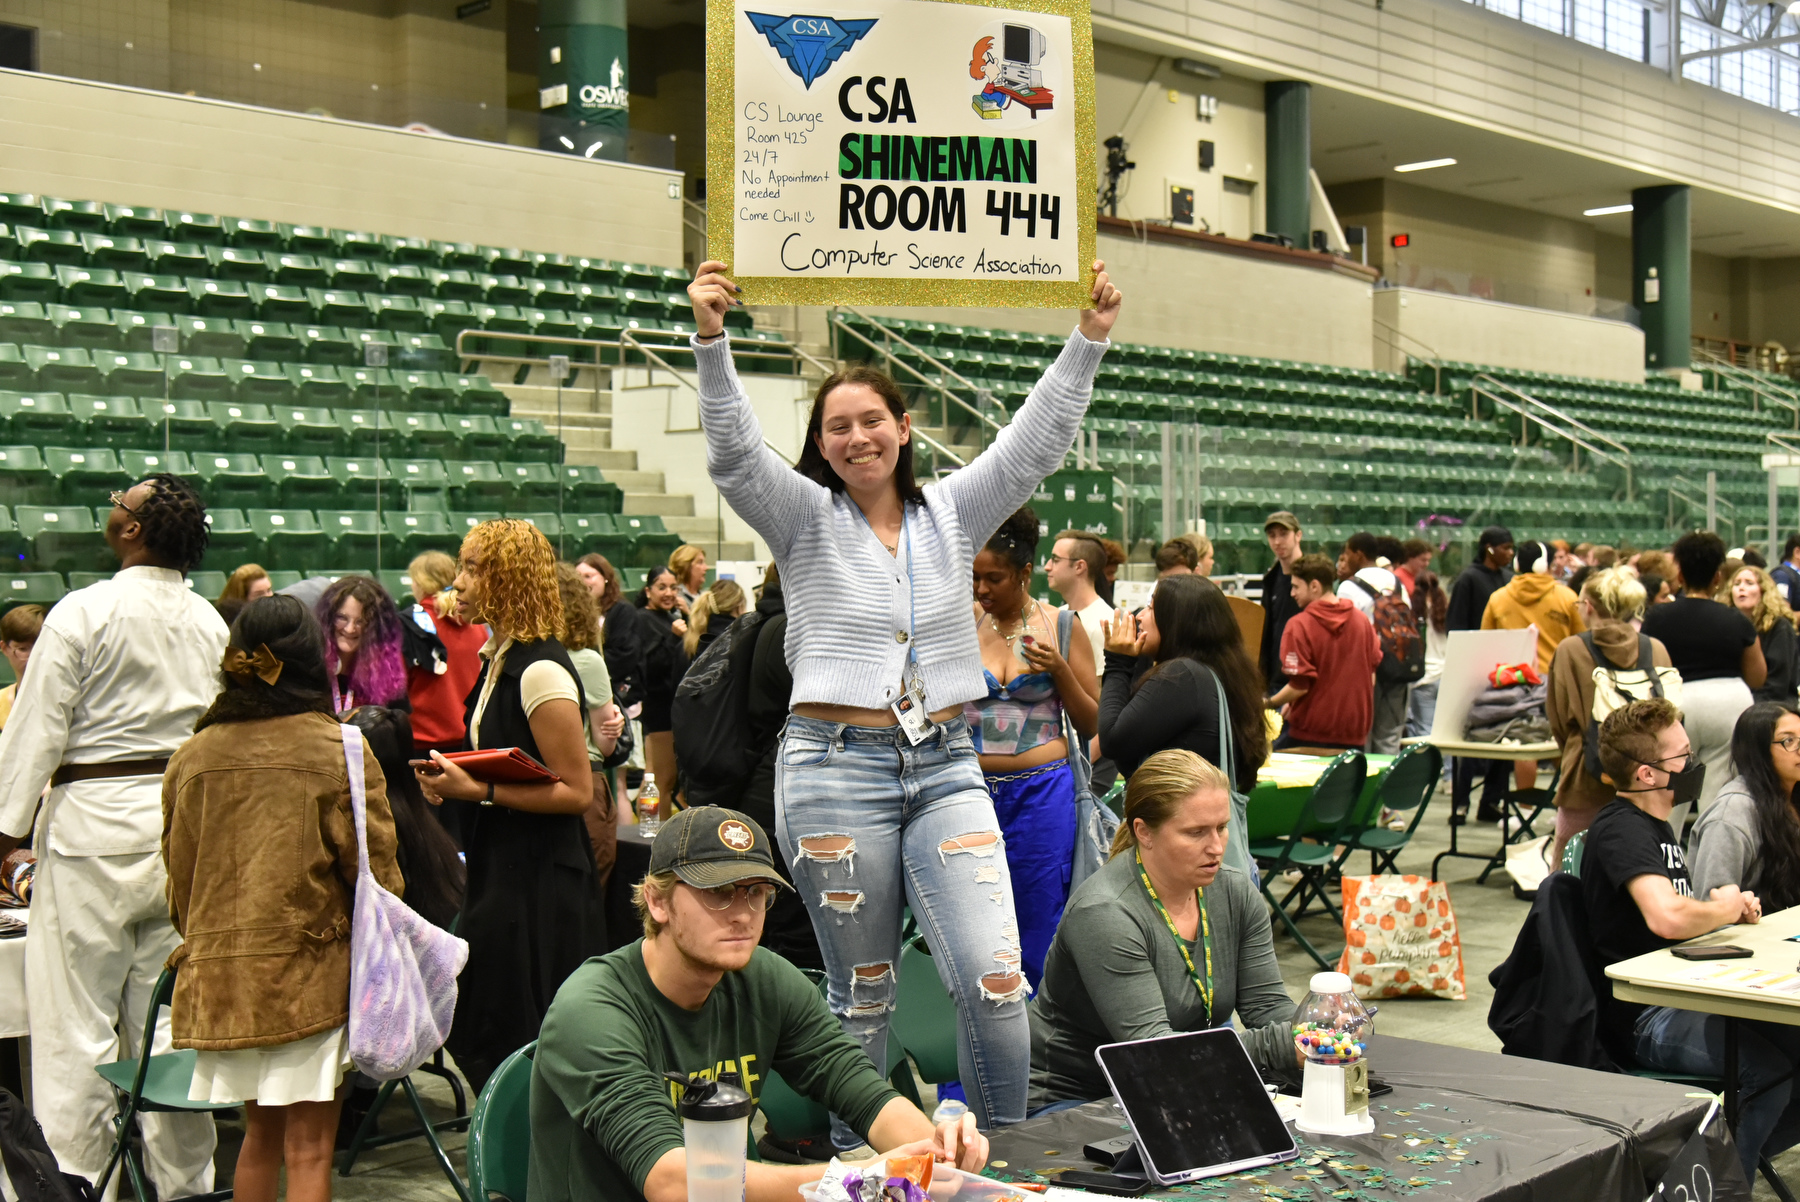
[1309,971,1353,994]
[667,1070,754,1121]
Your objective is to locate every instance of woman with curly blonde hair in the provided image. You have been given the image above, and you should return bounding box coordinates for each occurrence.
[1726,564,1798,704]
[412,520,604,1090]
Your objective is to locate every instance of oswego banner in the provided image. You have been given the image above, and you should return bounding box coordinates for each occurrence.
[706,0,1095,307]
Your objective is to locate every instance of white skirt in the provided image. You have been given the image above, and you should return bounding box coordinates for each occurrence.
[188,1024,351,1106]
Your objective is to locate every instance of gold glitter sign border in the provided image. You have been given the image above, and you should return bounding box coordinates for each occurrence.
[705,0,1095,308]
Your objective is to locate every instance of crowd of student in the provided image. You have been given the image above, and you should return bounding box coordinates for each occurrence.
[2,251,1796,1202]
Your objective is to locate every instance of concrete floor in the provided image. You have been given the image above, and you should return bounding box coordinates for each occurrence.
[193,781,1793,1200]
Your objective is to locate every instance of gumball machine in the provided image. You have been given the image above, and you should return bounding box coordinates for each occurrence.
[1291,971,1375,1136]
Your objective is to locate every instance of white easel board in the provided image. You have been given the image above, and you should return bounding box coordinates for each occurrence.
[1429,627,1540,743]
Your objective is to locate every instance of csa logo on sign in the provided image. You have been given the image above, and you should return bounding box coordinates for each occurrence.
[745,13,877,88]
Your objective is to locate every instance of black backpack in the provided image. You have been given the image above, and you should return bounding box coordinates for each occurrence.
[1368,579,1426,686]
[672,611,767,808]
[0,1089,94,1202]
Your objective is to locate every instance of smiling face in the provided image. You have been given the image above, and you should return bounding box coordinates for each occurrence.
[1136,786,1231,891]
[972,548,1028,619]
[645,571,680,611]
[814,382,910,498]
[333,594,366,660]
[1137,602,1161,656]
[1733,568,1763,616]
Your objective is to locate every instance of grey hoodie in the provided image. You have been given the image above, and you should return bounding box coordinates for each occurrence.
[1687,775,1760,898]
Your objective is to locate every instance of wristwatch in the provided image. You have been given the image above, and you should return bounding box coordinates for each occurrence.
[481,781,495,806]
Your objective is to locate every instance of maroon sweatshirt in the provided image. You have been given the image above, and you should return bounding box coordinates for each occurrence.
[1280,596,1382,746]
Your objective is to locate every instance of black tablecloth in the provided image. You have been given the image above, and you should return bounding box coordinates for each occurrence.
[985,1036,1750,1200]
[604,822,656,952]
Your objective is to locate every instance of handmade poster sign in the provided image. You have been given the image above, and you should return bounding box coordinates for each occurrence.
[707,0,1095,307]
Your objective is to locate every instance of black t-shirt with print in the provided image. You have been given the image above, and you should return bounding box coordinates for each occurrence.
[1582,797,1693,1029]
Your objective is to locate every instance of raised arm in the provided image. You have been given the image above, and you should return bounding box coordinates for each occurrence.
[937,261,1120,543]
[688,261,824,558]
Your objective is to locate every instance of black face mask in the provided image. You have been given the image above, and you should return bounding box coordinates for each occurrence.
[1623,755,1706,807]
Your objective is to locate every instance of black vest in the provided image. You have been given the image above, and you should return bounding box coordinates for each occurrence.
[463,637,588,760]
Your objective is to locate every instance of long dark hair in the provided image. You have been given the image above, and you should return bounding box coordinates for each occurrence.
[638,564,675,608]
[1729,701,1800,911]
[194,595,334,730]
[343,706,467,930]
[1412,570,1449,635]
[794,366,926,504]
[1141,575,1269,770]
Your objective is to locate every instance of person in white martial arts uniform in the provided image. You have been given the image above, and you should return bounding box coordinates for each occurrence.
[0,474,227,1197]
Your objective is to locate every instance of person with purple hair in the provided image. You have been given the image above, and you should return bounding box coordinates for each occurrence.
[314,576,408,714]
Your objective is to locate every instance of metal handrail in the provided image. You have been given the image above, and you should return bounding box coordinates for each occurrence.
[1472,375,1634,500]
[618,329,704,434]
[683,199,707,238]
[1692,345,1800,428]
[911,427,968,471]
[452,327,808,377]
[827,309,1006,438]
[1370,313,1445,394]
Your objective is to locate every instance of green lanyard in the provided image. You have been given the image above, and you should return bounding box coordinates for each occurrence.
[1135,849,1214,1023]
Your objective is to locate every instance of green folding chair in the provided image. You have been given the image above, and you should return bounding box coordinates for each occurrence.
[1248,749,1367,969]
[337,1052,471,1201]
[467,1041,535,1202]
[93,967,235,1201]
[1345,742,1443,875]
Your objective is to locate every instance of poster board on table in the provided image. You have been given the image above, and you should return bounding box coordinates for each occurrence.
[1429,627,1539,743]
[707,0,1095,307]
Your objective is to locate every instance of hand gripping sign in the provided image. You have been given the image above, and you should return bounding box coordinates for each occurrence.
[708,0,1096,307]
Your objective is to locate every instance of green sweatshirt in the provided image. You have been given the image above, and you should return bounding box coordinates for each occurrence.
[529,941,901,1202]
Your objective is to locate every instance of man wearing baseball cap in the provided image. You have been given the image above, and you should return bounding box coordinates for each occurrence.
[1258,511,1305,694]
[529,806,987,1202]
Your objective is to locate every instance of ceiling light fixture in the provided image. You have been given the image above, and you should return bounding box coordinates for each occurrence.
[1394,157,1456,172]
[1583,203,1634,216]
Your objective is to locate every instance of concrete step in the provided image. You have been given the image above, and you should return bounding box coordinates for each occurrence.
[605,468,664,491]
[504,407,613,430]
[624,491,694,516]
[564,447,638,472]
[543,426,612,452]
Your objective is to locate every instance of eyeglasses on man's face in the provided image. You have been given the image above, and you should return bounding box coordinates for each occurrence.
[696,882,779,912]
[108,489,141,515]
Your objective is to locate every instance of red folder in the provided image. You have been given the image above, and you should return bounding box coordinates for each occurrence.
[441,748,561,784]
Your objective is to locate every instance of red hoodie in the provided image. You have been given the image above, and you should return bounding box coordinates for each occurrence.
[1280,596,1382,747]
[407,593,490,750]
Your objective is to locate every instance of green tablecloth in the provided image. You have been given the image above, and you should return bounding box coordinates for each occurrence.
[1246,753,1396,843]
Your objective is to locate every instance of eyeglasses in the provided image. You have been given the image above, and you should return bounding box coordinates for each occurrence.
[1043,553,1072,567]
[1775,735,1800,755]
[333,613,367,632]
[696,882,779,912]
[108,489,140,515]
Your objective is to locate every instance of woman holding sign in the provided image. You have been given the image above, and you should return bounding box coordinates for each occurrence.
[688,258,1119,1131]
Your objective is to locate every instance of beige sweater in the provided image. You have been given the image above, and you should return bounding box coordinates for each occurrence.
[1547,620,1674,812]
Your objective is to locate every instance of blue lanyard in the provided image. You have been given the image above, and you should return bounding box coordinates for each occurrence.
[854,502,918,679]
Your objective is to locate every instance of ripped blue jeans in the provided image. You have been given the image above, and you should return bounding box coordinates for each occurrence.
[775,714,1031,1130]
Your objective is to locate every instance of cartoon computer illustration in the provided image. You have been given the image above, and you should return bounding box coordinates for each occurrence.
[970,25,1054,119]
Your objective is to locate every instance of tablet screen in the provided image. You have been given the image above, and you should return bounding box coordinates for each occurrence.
[1096,1029,1297,1181]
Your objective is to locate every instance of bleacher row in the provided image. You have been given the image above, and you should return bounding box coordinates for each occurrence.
[0,503,680,580]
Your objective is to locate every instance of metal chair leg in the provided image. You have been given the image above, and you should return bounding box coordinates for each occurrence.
[1762,1156,1798,1202]
[95,1094,140,1197]
[398,1077,472,1202]
[1263,884,1332,970]
[338,1079,400,1176]
[415,1050,467,1118]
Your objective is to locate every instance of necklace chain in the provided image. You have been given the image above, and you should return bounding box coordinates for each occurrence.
[987,595,1043,642]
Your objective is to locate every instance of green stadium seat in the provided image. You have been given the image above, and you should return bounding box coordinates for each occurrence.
[500,462,561,507]
[499,417,559,461]
[445,460,509,509]
[121,272,187,313]
[0,446,50,505]
[224,217,284,251]
[246,509,325,570]
[0,302,52,346]
[450,513,504,540]
[15,227,85,266]
[278,225,337,255]
[557,513,624,558]
[118,449,193,482]
[184,569,228,598]
[618,514,680,567]
[276,405,347,455]
[81,234,148,271]
[54,304,122,351]
[558,465,622,513]
[173,315,245,358]
[428,269,484,301]
[167,210,223,246]
[326,456,397,509]
[320,258,375,291]
[426,299,476,344]
[186,277,254,319]
[143,239,209,277]
[261,454,341,508]
[40,199,103,234]
[191,452,272,508]
[486,247,532,276]
[309,290,367,327]
[199,506,257,569]
[56,266,126,307]
[381,235,436,266]
[395,333,456,372]
[389,458,451,507]
[148,399,220,451]
[0,197,37,227]
[376,264,433,298]
[367,295,426,333]
[0,571,66,611]
[447,414,506,459]
[317,510,384,563]
[431,241,486,271]
[340,367,396,406]
[104,205,166,238]
[95,351,165,394]
[571,282,618,316]
[25,346,103,394]
[252,284,315,324]
[207,402,283,451]
[448,373,508,416]
[0,349,30,392]
[0,510,28,568]
[282,363,349,406]
[43,446,122,502]
[294,324,357,366]
[390,370,451,409]
[528,251,577,281]
[74,395,154,449]
[383,511,460,560]
[221,359,291,405]
[392,412,455,457]
[333,230,384,259]
[166,356,233,402]
[345,328,399,366]
[206,246,268,281]
[619,263,659,289]
[271,253,334,287]
[17,506,108,573]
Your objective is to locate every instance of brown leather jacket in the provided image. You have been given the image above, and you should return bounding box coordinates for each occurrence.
[162,711,404,1050]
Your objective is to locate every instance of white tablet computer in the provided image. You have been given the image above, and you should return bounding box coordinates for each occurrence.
[1094,1028,1299,1185]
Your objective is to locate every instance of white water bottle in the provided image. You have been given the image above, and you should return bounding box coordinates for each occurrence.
[637,772,662,837]
[670,1071,751,1202]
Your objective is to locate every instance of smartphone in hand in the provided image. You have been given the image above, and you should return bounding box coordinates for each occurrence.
[408,758,445,777]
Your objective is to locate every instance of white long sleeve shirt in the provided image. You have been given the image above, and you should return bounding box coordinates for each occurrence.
[0,566,229,855]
